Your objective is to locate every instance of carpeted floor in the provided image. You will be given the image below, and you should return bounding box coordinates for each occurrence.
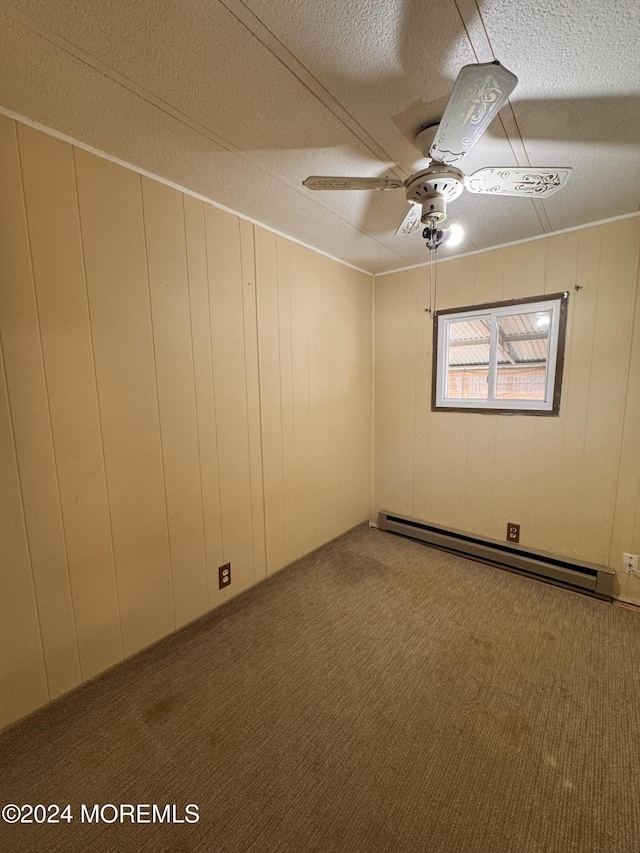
[1,524,639,852]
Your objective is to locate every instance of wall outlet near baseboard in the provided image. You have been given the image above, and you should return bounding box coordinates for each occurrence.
[623,554,639,575]
[218,562,231,589]
[507,522,520,543]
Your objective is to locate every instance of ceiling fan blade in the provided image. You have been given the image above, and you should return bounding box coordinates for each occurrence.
[430,61,518,165]
[465,167,572,198]
[303,176,404,191]
[395,204,422,236]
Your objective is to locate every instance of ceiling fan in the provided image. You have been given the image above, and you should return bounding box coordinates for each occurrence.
[303,61,572,252]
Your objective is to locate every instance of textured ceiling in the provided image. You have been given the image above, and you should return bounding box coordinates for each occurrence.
[0,0,638,273]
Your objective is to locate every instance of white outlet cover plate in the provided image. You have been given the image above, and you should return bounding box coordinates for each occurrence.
[623,553,639,574]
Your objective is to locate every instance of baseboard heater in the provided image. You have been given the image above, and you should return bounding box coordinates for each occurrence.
[377,511,615,600]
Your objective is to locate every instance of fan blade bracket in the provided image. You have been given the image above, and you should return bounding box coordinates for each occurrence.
[395,204,423,236]
[430,61,518,165]
[465,167,572,197]
[303,176,404,191]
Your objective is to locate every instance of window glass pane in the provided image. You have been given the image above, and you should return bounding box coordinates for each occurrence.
[495,310,550,400]
[446,317,490,400]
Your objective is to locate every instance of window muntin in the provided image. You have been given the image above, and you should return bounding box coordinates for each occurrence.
[434,293,568,414]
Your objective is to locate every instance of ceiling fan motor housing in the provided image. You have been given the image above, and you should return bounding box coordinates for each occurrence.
[405,167,465,225]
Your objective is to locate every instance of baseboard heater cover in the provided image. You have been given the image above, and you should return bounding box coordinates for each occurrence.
[377,511,615,600]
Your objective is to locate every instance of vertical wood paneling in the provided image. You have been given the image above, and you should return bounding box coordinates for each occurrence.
[450,256,474,530]
[183,195,225,609]
[473,244,504,304]
[275,237,298,566]
[352,265,374,524]
[544,232,580,295]
[526,416,564,547]
[490,415,536,543]
[259,234,372,572]
[502,239,546,299]
[254,229,301,574]
[463,416,496,538]
[239,220,267,584]
[450,412,469,531]
[554,229,601,556]
[204,205,257,596]
[425,260,459,527]
[576,219,639,563]
[375,271,404,516]
[306,252,335,548]
[528,231,580,551]
[611,222,640,601]
[289,242,314,556]
[75,151,174,656]
[411,267,431,522]
[492,244,538,542]
[0,117,373,731]
[256,227,286,574]
[142,178,208,627]
[374,218,640,602]
[18,126,123,679]
[324,258,343,538]
[328,262,372,535]
[0,114,81,699]
[0,342,49,728]
[325,259,345,538]
[456,255,475,307]
[400,270,417,516]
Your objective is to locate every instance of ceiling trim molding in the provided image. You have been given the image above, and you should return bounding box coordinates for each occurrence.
[0,105,373,277]
[218,0,406,179]
[375,211,640,278]
[453,0,495,63]
[1,5,401,257]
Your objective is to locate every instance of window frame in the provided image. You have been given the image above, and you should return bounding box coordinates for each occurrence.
[431,291,569,416]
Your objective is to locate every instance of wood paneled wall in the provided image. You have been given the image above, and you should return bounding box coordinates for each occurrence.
[374,217,640,602]
[0,116,372,730]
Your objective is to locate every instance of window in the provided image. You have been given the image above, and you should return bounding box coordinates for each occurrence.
[432,292,568,415]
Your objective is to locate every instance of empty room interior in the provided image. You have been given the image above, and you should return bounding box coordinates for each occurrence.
[1,0,640,850]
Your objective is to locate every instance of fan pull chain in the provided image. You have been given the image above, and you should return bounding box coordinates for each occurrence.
[433,258,438,317]
[427,254,438,319]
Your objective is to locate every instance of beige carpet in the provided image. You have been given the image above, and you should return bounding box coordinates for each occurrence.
[1,524,639,852]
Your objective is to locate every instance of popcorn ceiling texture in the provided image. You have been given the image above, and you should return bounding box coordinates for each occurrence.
[0,0,638,272]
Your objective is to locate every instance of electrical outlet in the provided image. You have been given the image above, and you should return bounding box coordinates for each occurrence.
[507,523,520,543]
[623,553,639,575]
[218,562,231,589]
